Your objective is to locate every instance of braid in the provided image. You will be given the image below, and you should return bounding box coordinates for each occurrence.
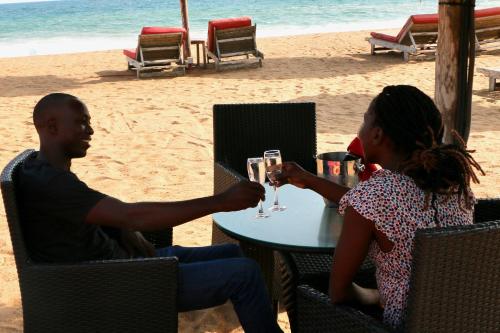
[372,85,484,210]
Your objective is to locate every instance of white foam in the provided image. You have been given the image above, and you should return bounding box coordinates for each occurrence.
[0,35,137,58]
[0,18,432,58]
[256,19,408,38]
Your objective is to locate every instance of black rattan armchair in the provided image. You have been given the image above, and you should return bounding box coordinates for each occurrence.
[212,102,317,309]
[297,220,500,333]
[474,197,500,223]
[1,150,179,333]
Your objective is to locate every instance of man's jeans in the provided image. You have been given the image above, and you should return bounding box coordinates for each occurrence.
[156,244,283,333]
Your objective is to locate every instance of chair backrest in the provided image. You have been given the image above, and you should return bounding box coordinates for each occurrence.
[138,33,183,64]
[475,7,500,43]
[474,198,500,223]
[404,220,500,332]
[1,149,35,272]
[215,25,257,58]
[213,103,317,178]
[207,16,252,53]
[397,14,439,46]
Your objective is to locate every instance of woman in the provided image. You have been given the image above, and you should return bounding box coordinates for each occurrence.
[276,85,484,330]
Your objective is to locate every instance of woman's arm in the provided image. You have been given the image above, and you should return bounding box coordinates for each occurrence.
[330,206,379,305]
[276,162,350,204]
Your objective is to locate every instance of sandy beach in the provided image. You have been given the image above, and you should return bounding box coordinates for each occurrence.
[0,30,498,332]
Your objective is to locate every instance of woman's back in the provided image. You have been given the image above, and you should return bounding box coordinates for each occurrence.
[339,169,473,329]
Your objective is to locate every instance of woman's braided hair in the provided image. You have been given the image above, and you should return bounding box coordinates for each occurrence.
[371,85,484,209]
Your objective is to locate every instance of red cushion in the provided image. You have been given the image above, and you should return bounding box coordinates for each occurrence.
[207,17,252,52]
[410,13,438,25]
[123,27,187,60]
[371,13,437,43]
[123,48,137,59]
[370,32,398,43]
[141,26,187,41]
[475,7,500,18]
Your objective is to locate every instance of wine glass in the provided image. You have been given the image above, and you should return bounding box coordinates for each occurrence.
[264,150,286,211]
[247,157,269,219]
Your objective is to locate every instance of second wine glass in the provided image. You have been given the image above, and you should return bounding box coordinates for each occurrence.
[247,157,269,218]
[264,150,286,211]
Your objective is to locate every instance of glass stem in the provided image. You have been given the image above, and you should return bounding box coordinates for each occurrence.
[273,185,279,206]
[258,200,264,214]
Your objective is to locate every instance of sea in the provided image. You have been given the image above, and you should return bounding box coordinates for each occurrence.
[1,0,499,57]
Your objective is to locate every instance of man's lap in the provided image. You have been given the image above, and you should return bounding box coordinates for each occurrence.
[155,243,243,263]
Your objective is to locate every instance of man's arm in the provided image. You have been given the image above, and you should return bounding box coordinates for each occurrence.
[85,181,264,231]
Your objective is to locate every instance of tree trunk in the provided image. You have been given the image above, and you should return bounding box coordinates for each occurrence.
[435,0,475,144]
[180,0,192,59]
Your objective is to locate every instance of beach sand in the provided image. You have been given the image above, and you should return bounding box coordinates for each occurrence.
[0,30,498,332]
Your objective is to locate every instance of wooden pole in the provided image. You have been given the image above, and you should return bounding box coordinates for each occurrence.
[435,0,475,144]
[180,0,192,59]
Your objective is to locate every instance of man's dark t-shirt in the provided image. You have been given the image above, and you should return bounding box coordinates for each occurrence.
[18,153,129,262]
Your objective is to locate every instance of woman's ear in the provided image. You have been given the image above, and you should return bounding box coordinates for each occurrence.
[371,126,384,146]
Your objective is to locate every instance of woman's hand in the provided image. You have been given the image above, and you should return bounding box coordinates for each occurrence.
[275,162,314,188]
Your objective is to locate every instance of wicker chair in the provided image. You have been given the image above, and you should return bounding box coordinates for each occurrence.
[212,102,317,309]
[474,197,500,223]
[280,196,500,332]
[1,149,179,333]
[297,220,500,333]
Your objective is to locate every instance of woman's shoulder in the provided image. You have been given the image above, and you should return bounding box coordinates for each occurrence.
[359,169,413,192]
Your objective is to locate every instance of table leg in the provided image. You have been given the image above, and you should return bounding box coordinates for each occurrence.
[239,242,280,317]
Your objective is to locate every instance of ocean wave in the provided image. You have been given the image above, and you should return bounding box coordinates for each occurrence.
[0,19,409,58]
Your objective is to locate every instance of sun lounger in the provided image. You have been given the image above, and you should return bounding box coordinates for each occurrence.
[206,17,264,71]
[123,27,187,78]
[366,13,438,61]
[477,67,500,91]
[474,7,500,51]
[367,7,500,61]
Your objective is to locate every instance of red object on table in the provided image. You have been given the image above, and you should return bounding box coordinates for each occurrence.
[347,137,378,182]
[207,16,252,53]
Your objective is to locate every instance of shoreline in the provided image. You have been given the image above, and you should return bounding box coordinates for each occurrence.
[0,28,399,59]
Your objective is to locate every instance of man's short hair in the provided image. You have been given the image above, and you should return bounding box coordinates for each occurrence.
[33,93,85,126]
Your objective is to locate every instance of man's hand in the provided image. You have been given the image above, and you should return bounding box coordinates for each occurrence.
[216,180,265,212]
[274,162,314,189]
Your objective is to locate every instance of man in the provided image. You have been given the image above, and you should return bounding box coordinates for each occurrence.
[18,93,283,333]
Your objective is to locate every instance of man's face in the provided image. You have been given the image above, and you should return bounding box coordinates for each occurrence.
[54,103,94,158]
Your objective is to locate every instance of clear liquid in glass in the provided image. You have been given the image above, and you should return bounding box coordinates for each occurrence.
[264,150,286,212]
[247,157,269,218]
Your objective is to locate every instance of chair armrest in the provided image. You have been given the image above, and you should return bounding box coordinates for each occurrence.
[297,285,392,333]
[21,257,178,333]
[474,197,500,223]
[214,162,245,195]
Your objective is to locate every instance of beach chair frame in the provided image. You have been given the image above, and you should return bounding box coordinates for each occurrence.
[367,27,439,62]
[477,67,500,91]
[126,32,185,78]
[475,12,500,51]
[206,25,264,71]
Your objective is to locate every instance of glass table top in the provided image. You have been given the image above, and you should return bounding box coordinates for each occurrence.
[213,184,343,252]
